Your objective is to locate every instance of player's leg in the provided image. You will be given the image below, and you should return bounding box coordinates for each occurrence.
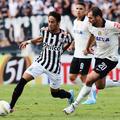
[75,58,118,106]
[10,62,44,110]
[95,78,105,89]
[63,70,99,114]
[79,58,97,105]
[10,73,33,110]
[69,57,81,84]
[105,79,120,87]
[50,88,73,100]
[82,77,106,105]
[47,71,74,105]
[63,58,118,114]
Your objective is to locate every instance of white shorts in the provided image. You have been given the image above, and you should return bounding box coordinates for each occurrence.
[25,62,61,89]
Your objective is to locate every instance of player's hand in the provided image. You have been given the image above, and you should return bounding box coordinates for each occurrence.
[19,41,29,49]
[83,49,89,55]
[83,48,94,55]
[89,47,94,54]
[67,45,74,52]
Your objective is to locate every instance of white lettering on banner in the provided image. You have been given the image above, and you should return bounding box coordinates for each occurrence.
[0,55,31,84]
[4,15,73,42]
[4,58,25,84]
[5,60,17,84]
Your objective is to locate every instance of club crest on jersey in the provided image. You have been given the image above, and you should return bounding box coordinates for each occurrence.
[96,36,110,42]
[98,31,102,36]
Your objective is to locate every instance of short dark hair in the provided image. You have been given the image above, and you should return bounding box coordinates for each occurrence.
[91,7,103,17]
[48,11,61,23]
[77,1,86,8]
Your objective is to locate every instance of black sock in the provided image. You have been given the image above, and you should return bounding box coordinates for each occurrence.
[58,89,71,99]
[51,89,71,99]
[10,78,28,109]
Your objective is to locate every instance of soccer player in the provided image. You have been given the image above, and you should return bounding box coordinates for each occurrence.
[68,2,96,104]
[63,7,120,114]
[9,11,74,112]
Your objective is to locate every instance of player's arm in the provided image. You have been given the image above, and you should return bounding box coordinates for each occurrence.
[83,34,95,55]
[67,41,75,51]
[63,32,73,52]
[113,22,120,32]
[63,43,72,52]
[19,36,43,49]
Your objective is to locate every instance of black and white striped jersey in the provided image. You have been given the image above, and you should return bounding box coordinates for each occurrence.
[35,27,73,74]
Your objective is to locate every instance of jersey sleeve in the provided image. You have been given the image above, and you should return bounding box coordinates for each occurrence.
[64,33,73,43]
[39,27,45,37]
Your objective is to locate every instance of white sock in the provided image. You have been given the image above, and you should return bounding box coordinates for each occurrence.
[106,79,120,88]
[73,77,83,86]
[73,85,91,108]
[87,83,97,100]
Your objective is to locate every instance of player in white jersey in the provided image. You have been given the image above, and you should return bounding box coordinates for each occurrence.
[63,7,120,114]
[68,2,97,104]
[9,11,74,113]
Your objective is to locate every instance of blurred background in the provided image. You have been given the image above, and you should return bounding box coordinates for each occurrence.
[0,0,120,55]
[0,0,120,85]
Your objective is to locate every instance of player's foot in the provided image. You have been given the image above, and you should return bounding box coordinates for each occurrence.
[63,104,75,115]
[68,89,74,105]
[81,99,96,105]
[9,105,14,113]
[10,108,14,113]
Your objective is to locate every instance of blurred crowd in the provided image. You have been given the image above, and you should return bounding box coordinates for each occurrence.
[0,0,120,55]
[0,0,120,20]
[0,0,119,20]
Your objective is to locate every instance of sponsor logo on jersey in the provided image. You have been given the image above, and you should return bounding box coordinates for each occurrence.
[96,36,110,42]
[73,30,83,34]
[43,42,62,51]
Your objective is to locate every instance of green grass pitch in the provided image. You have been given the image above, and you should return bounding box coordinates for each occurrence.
[0,84,120,120]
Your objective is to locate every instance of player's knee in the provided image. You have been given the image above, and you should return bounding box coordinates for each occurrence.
[86,80,94,86]
[51,91,59,98]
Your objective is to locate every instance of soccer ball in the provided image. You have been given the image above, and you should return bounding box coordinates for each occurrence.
[0,100,10,116]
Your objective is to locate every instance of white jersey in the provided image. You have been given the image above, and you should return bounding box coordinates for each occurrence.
[88,20,120,61]
[73,16,92,58]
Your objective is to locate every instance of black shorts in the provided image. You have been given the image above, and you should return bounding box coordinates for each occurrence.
[70,57,92,75]
[93,58,118,79]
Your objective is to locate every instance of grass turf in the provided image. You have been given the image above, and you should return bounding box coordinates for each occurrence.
[0,84,120,120]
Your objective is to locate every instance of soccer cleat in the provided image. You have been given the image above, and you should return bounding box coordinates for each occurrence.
[10,109,14,113]
[63,104,75,115]
[68,89,74,105]
[81,99,96,105]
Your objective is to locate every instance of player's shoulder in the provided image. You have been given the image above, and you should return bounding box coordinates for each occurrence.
[60,29,71,36]
[40,27,49,31]
[74,16,88,23]
[105,19,113,25]
[84,16,89,22]
[73,18,78,24]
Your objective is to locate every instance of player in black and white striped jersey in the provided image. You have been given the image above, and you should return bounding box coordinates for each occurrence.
[9,11,74,112]
[35,27,72,74]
